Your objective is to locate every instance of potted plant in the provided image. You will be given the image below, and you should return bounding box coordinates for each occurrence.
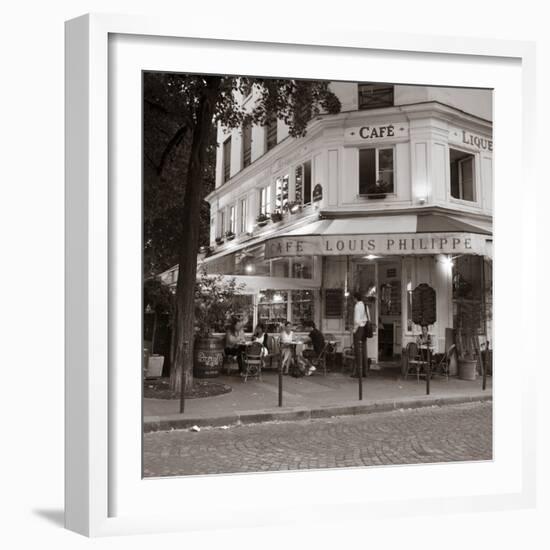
[366,179,390,199]
[215,235,224,245]
[455,299,483,380]
[225,230,236,241]
[256,213,270,227]
[193,268,246,378]
[198,245,213,256]
[270,209,283,223]
[287,201,302,214]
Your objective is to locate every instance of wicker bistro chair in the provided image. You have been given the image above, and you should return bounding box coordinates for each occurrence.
[307,341,333,376]
[434,344,457,381]
[404,342,430,383]
[242,341,264,382]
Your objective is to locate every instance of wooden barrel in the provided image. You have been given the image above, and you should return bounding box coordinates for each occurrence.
[193,336,225,378]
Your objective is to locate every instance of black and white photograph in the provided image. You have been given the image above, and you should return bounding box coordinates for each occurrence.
[142,75,493,478]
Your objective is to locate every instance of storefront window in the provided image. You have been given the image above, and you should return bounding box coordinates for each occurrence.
[291,256,313,279]
[291,290,314,331]
[453,255,484,334]
[258,290,288,332]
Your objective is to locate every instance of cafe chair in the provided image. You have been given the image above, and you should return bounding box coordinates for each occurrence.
[264,334,281,371]
[308,342,332,376]
[404,342,429,383]
[243,341,263,382]
[434,344,457,381]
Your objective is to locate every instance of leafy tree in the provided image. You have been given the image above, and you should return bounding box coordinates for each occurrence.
[145,74,341,392]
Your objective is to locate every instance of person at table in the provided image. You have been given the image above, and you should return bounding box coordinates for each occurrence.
[302,320,324,361]
[352,291,370,377]
[279,321,295,374]
[253,322,269,357]
[225,316,246,374]
[416,325,433,349]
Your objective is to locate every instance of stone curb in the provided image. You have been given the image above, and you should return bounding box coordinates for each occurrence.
[143,392,492,433]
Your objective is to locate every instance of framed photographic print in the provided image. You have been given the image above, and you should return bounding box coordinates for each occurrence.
[65,13,537,537]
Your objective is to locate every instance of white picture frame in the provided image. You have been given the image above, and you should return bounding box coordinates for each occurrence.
[65,13,537,537]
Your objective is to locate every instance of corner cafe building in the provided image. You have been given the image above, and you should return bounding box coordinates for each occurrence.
[162,82,493,363]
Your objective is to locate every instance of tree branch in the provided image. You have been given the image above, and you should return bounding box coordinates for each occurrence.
[157,125,189,176]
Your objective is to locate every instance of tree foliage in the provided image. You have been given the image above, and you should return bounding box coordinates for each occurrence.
[142,73,341,392]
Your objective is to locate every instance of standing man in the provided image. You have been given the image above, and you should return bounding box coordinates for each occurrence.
[352,291,370,377]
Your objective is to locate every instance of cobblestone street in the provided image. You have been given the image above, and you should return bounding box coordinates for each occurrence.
[143,401,492,477]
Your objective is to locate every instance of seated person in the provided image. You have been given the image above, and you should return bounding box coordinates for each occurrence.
[224,316,246,374]
[253,323,269,357]
[416,324,433,348]
[279,321,295,374]
[301,320,325,361]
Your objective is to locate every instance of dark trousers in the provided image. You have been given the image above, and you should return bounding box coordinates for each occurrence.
[225,346,245,373]
[352,326,368,376]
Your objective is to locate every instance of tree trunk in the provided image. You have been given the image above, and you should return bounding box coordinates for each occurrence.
[170,77,221,393]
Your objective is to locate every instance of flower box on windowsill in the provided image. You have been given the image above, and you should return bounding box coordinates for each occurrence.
[225,231,236,241]
[256,214,270,228]
[215,237,224,245]
[366,192,387,199]
[270,211,283,223]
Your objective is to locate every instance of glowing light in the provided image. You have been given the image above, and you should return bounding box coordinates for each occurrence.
[273,293,283,302]
[245,264,254,274]
[364,254,379,260]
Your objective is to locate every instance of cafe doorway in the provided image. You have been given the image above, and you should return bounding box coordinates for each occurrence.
[352,258,403,364]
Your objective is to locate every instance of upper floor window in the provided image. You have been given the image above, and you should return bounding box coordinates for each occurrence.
[259,186,271,215]
[218,210,225,237]
[275,174,289,211]
[242,124,252,169]
[239,197,248,234]
[295,160,312,205]
[450,149,475,202]
[228,205,236,234]
[223,136,232,183]
[358,84,394,110]
[265,117,278,152]
[359,147,394,196]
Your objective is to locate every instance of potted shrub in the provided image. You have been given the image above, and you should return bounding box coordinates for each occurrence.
[366,179,390,199]
[455,300,483,380]
[270,209,283,223]
[256,213,270,227]
[215,235,224,245]
[225,230,236,241]
[193,268,246,378]
[287,201,302,214]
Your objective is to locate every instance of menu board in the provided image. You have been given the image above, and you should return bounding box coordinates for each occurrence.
[411,283,436,325]
[325,288,344,318]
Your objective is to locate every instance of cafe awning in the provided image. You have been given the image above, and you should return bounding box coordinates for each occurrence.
[200,212,492,265]
[264,213,492,259]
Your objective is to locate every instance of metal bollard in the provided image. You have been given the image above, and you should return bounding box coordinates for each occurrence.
[278,364,283,407]
[179,340,189,414]
[426,348,431,395]
[358,344,363,401]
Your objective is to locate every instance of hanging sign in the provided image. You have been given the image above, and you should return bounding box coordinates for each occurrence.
[312,184,323,202]
[411,284,436,326]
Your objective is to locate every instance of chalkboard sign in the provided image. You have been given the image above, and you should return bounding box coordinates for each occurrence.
[411,284,436,325]
[325,288,344,318]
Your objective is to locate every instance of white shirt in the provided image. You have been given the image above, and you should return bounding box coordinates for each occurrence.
[354,300,370,330]
[280,330,294,344]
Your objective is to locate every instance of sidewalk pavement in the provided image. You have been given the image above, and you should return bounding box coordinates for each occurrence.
[144,366,492,432]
